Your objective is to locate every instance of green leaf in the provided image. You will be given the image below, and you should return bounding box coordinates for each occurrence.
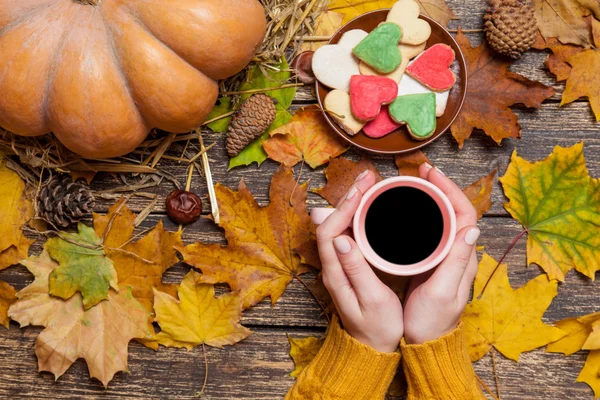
[47,223,118,309]
[228,58,298,169]
[206,97,234,133]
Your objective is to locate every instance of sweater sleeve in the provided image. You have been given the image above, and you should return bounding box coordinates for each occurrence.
[400,324,486,400]
[285,315,401,400]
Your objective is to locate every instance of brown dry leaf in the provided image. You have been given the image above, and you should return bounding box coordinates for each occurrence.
[314,156,383,205]
[8,250,150,387]
[561,18,600,120]
[301,11,344,51]
[462,253,564,361]
[288,335,325,377]
[451,29,555,148]
[154,270,251,350]
[0,153,34,270]
[532,33,585,81]
[263,105,348,169]
[533,0,600,47]
[0,280,16,328]
[462,170,497,219]
[178,167,313,309]
[414,0,458,27]
[395,150,431,177]
[94,199,182,313]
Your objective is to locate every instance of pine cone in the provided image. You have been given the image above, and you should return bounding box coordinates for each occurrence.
[226,94,276,157]
[484,0,537,59]
[37,175,95,229]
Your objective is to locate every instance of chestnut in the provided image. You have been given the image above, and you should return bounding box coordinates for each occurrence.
[166,190,203,225]
[291,51,316,84]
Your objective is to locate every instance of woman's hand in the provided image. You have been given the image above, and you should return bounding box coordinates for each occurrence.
[315,170,404,353]
[403,163,480,344]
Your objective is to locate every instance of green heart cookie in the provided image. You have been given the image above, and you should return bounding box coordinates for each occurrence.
[389,93,437,140]
[352,23,402,74]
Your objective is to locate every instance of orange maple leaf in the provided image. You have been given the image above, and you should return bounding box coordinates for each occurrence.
[451,29,555,148]
[263,105,348,169]
[395,150,432,177]
[0,280,16,328]
[462,169,497,220]
[178,167,313,309]
[532,33,584,82]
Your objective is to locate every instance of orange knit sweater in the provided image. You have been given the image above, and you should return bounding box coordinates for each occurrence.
[286,315,485,399]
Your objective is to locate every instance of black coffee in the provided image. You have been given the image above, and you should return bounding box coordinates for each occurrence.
[365,186,444,265]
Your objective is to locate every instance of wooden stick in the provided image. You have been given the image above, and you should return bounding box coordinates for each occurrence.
[188,142,217,164]
[196,130,220,224]
[281,0,320,51]
[491,348,501,399]
[295,35,331,41]
[220,83,303,96]
[202,111,235,126]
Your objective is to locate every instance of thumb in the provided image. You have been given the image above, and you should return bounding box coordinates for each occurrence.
[427,225,480,295]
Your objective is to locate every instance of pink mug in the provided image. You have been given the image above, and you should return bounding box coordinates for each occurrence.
[311,176,457,276]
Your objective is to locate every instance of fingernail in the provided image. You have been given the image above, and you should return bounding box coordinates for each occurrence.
[333,236,352,254]
[423,162,433,171]
[355,170,369,182]
[465,227,481,245]
[346,186,358,200]
[435,167,445,176]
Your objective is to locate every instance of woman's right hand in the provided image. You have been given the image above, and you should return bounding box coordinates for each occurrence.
[315,170,404,354]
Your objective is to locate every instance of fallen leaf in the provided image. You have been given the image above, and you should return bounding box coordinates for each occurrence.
[329,0,457,26]
[577,350,600,398]
[8,250,150,387]
[547,313,600,355]
[462,253,564,361]
[451,29,555,148]
[69,170,97,185]
[532,33,584,82]
[154,270,251,350]
[0,154,34,270]
[0,280,16,328]
[229,59,297,169]
[46,223,118,309]
[500,142,600,281]
[533,0,599,47]
[178,167,312,309]
[288,335,324,377]
[263,105,348,169]
[206,97,234,133]
[300,11,344,51]
[314,156,383,205]
[395,150,431,177]
[94,199,181,313]
[561,18,600,120]
[462,169,497,220]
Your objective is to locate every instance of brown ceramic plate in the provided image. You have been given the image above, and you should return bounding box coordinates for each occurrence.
[316,10,467,154]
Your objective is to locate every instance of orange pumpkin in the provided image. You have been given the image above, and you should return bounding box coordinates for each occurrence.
[0,0,266,158]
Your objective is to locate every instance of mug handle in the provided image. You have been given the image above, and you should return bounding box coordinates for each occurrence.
[310,208,335,225]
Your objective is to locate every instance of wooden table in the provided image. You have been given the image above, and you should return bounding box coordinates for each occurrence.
[1,1,600,398]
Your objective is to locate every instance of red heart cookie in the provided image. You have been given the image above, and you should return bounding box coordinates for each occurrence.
[350,75,398,121]
[406,44,456,92]
[363,106,401,138]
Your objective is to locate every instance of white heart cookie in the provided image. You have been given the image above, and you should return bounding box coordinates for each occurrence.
[312,29,368,92]
[359,42,426,82]
[386,0,431,45]
[397,74,450,117]
[324,90,366,135]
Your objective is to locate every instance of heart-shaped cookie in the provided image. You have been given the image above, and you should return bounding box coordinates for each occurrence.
[359,42,426,83]
[324,89,366,136]
[363,106,401,138]
[389,93,437,140]
[406,44,456,92]
[397,74,450,117]
[350,75,398,121]
[352,23,403,74]
[386,0,431,45]
[312,29,368,92]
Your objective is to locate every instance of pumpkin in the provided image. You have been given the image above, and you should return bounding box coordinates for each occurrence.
[0,0,266,158]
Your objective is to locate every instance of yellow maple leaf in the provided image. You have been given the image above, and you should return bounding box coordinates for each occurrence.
[561,18,600,121]
[8,250,150,387]
[500,142,600,281]
[154,270,251,350]
[288,335,324,378]
[462,253,564,361]
[178,167,313,309]
[0,154,33,270]
[0,280,16,328]
[577,350,600,398]
[300,11,344,51]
